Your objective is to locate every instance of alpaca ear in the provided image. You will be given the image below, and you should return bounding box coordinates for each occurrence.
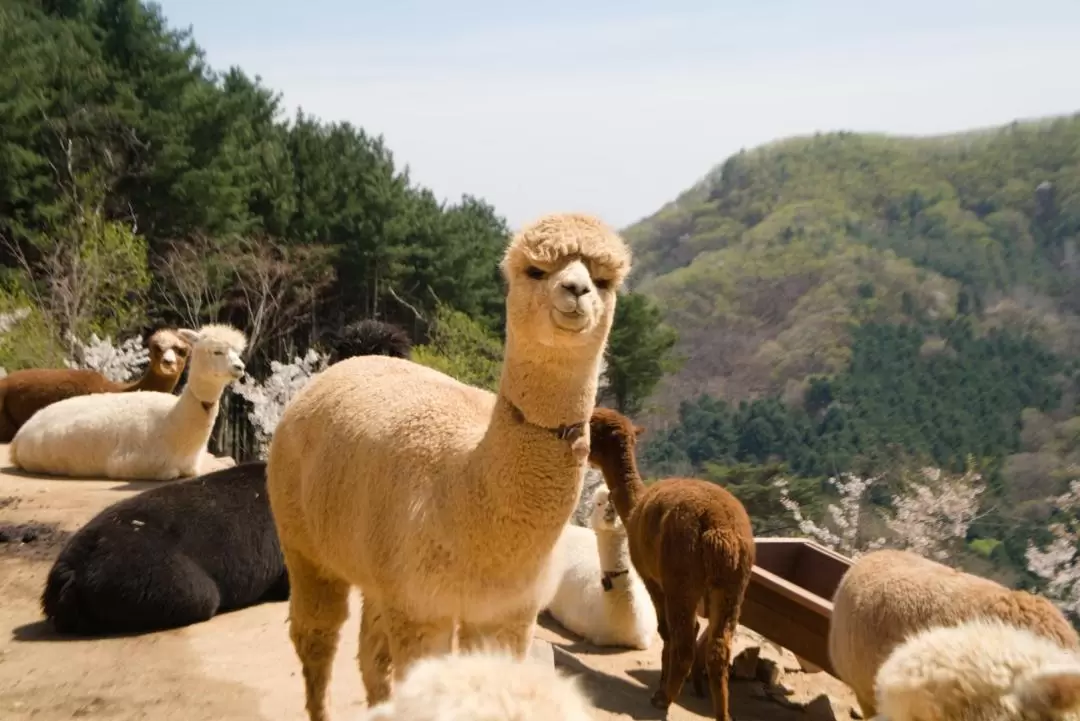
[1012,667,1080,716]
[177,328,200,346]
[633,425,646,438]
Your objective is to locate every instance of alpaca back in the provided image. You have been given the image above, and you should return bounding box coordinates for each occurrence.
[829,549,1079,717]
[875,618,1080,721]
[365,650,595,721]
[0,368,118,441]
[10,390,185,479]
[546,524,656,649]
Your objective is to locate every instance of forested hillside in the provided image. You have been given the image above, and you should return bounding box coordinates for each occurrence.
[626,117,1080,589]
[0,0,510,373]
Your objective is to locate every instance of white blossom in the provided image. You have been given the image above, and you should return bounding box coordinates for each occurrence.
[1026,480,1080,616]
[233,347,329,458]
[64,332,149,383]
[774,465,984,562]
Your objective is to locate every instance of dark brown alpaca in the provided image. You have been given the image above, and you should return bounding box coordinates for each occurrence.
[589,406,755,721]
[0,328,192,442]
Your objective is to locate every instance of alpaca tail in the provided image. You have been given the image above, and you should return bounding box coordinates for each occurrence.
[41,559,87,635]
[700,527,753,586]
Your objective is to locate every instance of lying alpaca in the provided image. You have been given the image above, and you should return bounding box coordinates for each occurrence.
[874,618,1080,721]
[41,461,287,635]
[589,406,755,721]
[267,213,632,719]
[365,650,596,721]
[829,548,1079,720]
[546,485,656,649]
[10,324,246,481]
[0,328,191,442]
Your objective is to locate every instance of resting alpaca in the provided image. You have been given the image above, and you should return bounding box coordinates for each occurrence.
[365,650,595,721]
[267,212,632,720]
[873,618,1080,721]
[546,485,657,649]
[829,548,1080,720]
[41,461,287,635]
[10,324,247,481]
[0,328,191,442]
[589,406,755,721]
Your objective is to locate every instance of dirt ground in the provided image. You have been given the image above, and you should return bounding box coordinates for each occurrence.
[0,446,856,721]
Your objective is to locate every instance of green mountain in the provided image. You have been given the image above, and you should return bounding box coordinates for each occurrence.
[626,118,1080,415]
[625,117,1080,586]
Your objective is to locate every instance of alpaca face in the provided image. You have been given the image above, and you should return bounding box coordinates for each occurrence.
[501,213,631,351]
[589,486,622,532]
[178,325,248,384]
[147,330,191,378]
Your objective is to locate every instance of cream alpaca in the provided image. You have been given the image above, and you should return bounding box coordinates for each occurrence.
[829,549,1079,719]
[365,650,596,721]
[874,618,1080,721]
[546,485,656,649]
[10,324,247,481]
[267,212,631,720]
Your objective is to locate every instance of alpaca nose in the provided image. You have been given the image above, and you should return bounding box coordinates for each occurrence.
[231,361,245,375]
[561,280,591,298]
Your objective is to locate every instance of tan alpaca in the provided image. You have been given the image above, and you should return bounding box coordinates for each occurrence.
[267,212,632,721]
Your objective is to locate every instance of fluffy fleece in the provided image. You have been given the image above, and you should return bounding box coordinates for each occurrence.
[365,650,596,721]
[874,618,1080,721]
[589,406,755,721]
[267,212,632,720]
[9,324,247,481]
[829,548,1080,720]
[546,485,656,649]
[41,461,287,635]
[0,328,191,442]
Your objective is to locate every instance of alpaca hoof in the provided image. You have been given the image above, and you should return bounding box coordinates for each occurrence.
[650,690,671,710]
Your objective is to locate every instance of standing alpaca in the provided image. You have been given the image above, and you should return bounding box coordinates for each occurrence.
[546,485,657,649]
[267,212,631,720]
[10,324,246,481]
[0,328,192,442]
[588,406,755,721]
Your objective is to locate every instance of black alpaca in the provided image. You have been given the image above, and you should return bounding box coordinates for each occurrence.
[41,461,288,635]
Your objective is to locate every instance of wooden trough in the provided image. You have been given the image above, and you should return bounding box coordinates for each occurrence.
[740,537,853,678]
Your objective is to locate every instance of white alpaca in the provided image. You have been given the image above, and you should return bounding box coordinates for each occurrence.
[874,618,1080,721]
[546,485,657,650]
[365,650,595,721]
[10,324,247,481]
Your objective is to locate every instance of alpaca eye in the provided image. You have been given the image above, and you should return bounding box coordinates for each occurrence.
[525,266,547,280]
[594,278,612,290]
[214,350,225,357]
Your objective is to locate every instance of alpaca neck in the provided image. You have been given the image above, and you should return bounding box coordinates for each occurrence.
[165,373,228,453]
[595,528,631,574]
[122,364,179,393]
[596,439,647,525]
[497,330,603,430]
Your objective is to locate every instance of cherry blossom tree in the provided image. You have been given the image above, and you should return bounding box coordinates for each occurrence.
[774,464,985,561]
[1026,480,1080,617]
[232,348,329,457]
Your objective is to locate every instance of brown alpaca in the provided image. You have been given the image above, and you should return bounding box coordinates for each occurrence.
[589,406,755,721]
[0,329,191,442]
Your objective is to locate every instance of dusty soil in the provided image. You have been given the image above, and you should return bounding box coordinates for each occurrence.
[0,445,856,720]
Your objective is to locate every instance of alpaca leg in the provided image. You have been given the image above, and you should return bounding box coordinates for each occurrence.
[383,606,455,681]
[358,599,393,706]
[652,594,698,711]
[284,550,349,721]
[642,579,669,685]
[704,589,740,721]
[458,607,538,659]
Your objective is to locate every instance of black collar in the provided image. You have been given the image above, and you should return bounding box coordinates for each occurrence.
[502,396,587,444]
[601,568,630,591]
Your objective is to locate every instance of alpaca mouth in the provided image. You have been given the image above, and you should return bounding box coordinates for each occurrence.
[552,308,589,332]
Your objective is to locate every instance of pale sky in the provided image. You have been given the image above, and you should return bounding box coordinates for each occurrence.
[157,0,1080,231]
